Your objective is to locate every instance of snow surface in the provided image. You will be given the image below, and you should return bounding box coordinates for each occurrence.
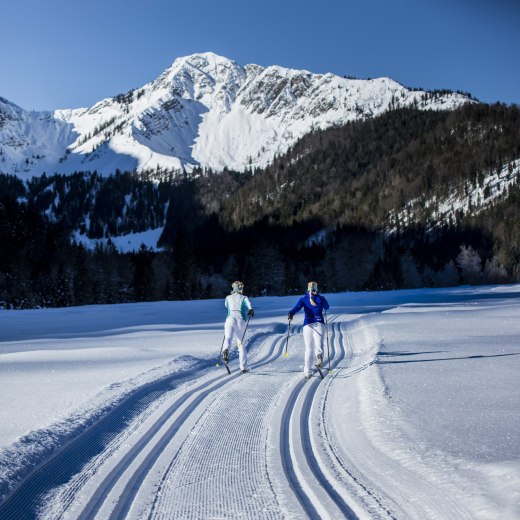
[0,285,518,518]
[72,227,164,253]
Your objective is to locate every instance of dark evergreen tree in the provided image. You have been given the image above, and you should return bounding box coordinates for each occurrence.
[171,232,196,300]
[133,244,155,301]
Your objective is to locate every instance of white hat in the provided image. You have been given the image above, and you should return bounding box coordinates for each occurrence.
[232,281,244,293]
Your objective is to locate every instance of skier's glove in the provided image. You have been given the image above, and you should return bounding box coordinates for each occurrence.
[288,313,293,321]
[248,309,254,317]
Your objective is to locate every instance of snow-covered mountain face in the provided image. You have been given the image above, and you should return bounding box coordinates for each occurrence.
[0,52,473,179]
[0,97,78,177]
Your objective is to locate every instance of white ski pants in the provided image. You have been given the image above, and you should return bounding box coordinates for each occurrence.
[224,317,248,370]
[303,322,325,377]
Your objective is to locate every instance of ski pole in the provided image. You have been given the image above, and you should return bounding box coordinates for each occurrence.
[240,315,251,345]
[215,334,226,367]
[284,319,291,357]
[325,310,332,374]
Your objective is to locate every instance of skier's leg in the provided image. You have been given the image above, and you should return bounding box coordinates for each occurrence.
[313,322,325,359]
[241,338,248,371]
[313,322,325,367]
[224,318,234,347]
[303,325,314,378]
[236,320,247,371]
[223,318,234,361]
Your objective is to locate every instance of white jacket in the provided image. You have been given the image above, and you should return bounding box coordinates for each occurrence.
[225,293,253,321]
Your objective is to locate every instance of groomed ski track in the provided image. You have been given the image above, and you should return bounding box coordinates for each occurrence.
[0,316,478,519]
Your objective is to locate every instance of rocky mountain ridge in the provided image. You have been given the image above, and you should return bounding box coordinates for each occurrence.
[0,52,473,179]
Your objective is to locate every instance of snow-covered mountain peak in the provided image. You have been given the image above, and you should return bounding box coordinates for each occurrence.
[0,52,475,178]
[0,96,21,111]
[150,53,242,104]
[0,96,25,125]
[169,51,235,71]
[169,52,240,77]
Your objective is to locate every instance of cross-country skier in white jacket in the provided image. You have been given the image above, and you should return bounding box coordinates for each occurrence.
[223,281,254,373]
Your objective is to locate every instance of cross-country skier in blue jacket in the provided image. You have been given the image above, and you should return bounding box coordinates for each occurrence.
[288,281,329,380]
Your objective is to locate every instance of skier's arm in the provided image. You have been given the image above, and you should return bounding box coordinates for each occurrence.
[225,296,231,317]
[244,296,254,317]
[321,295,330,311]
[288,297,304,319]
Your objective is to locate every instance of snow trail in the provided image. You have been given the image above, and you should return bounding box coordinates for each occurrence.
[323,318,490,519]
[33,319,365,519]
[1,288,518,519]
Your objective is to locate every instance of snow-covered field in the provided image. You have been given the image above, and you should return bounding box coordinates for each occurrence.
[0,285,519,519]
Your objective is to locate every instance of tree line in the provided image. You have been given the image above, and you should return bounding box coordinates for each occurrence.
[1,103,519,308]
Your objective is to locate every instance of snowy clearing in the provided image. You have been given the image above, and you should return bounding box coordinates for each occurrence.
[0,285,519,519]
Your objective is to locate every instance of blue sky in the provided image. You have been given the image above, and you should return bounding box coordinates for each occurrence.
[1,0,518,110]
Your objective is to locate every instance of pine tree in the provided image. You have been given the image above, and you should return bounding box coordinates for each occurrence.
[456,245,482,284]
[133,244,155,301]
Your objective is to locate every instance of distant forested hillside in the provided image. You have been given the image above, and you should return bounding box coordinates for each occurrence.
[1,103,519,308]
[218,103,520,228]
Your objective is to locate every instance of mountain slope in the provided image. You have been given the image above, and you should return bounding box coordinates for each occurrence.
[2,102,519,308]
[217,103,520,230]
[0,52,473,179]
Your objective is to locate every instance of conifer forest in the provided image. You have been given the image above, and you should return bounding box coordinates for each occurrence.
[1,103,519,308]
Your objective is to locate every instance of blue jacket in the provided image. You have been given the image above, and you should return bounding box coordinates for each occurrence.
[289,293,330,326]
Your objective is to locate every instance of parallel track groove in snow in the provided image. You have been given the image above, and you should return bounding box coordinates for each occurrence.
[0,366,201,520]
[279,379,321,519]
[79,373,240,520]
[2,312,478,520]
[145,335,286,519]
[319,324,398,519]
[299,324,357,518]
[323,322,474,519]
[279,318,359,519]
